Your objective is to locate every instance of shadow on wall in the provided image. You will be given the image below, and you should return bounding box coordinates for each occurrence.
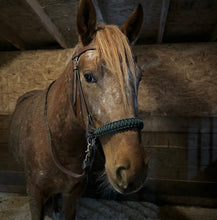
[0,52,21,68]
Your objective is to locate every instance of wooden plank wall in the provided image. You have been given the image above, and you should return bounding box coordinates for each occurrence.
[134,43,217,206]
[0,43,217,206]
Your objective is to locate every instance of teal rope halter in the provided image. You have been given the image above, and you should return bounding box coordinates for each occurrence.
[88,118,143,138]
[83,118,144,171]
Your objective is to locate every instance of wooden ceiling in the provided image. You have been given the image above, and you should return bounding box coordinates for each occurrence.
[0,0,217,51]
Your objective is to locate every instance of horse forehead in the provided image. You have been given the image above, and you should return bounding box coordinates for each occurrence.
[86,50,97,59]
[80,50,98,62]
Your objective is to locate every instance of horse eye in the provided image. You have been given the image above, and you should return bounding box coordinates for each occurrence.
[84,73,97,83]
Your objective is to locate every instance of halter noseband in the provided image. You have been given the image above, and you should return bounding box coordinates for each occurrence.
[44,47,144,178]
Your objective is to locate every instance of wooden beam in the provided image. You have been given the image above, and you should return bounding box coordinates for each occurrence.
[157,0,170,43]
[210,20,217,41]
[0,21,26,50]
[25,0,68,48]
[92,0,105,24]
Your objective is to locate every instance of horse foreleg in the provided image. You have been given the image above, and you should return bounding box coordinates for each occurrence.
[63,194,77,220]
[27,181,44,220]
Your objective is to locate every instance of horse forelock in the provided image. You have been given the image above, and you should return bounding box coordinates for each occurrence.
[95,25,137,108]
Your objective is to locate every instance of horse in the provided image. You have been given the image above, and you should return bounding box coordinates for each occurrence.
[9,0,148,219]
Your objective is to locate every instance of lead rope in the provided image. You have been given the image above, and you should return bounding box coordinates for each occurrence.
[44,81,85,178]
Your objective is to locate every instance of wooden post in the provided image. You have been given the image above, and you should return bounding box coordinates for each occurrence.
[157,0,170,43]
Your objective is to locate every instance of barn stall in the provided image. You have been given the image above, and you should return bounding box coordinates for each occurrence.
[0,0,217,219]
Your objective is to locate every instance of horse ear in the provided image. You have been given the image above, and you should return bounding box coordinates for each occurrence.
[120,4,143,44]
[77,0,97,46]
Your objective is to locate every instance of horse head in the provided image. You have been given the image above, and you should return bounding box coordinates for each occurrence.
[73,0,147,194]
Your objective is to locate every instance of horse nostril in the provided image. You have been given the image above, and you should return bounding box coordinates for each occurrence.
[115,159,130,181]
[116,166,125,179]
[115,164,130,181]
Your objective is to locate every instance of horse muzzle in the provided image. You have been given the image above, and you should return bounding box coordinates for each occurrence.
[106,157,148,195]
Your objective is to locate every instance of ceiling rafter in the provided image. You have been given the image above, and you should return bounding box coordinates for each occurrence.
[25,0,68,48]
[157,0,170,43]
[92,0,105,24]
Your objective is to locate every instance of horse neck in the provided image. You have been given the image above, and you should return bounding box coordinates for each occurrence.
[46,63,86,155]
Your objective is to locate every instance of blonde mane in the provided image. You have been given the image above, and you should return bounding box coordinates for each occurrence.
[95,25,137,105]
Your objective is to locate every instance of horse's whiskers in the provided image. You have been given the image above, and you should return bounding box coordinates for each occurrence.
[95,170,116,197]
[96,170,107,187]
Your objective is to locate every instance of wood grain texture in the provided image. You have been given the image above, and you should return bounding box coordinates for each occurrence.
[25,0,68,48]
[37,0,79,47]
[0,0,58,49]
[0,43,217,115]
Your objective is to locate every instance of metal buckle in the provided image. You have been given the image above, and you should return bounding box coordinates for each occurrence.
[82,136,96,170]
[73,56,79,71]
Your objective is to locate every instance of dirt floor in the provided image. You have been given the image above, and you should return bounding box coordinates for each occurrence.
[0,193,217,220]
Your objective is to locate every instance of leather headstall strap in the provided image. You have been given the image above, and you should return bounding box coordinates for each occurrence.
[71,46,96,131]
[43,47,97,179]
[44,81,86,179]
[71,47,97,171]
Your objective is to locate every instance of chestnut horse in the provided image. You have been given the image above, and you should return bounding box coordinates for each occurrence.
[9,0,147,219]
